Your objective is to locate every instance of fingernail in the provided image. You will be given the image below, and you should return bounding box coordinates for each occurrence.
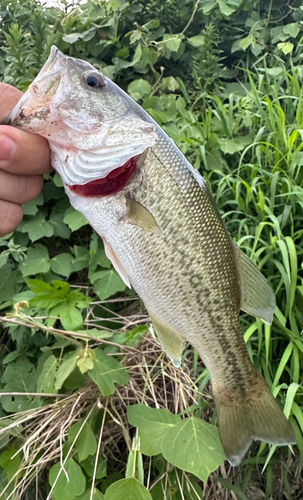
[0,134,17,161]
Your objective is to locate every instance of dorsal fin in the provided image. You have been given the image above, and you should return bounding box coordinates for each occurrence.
[233,243,276,325]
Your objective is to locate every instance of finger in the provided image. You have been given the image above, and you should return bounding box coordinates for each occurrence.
[0,169,44,205]
[0,200,23,237]
[0,124,52,175]
[0,83,23,122]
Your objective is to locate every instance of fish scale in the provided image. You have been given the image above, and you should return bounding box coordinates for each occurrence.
[5,46,296,465]
[69,133,261,394]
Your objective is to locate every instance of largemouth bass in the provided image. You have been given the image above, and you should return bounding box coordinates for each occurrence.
[5,46,296,465]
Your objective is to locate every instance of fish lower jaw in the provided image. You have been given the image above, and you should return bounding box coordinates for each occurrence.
[67,156,138,197]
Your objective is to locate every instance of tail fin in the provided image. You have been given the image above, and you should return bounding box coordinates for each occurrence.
[214,379,296,466]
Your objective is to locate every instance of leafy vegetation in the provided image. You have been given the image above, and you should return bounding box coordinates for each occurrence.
[0,0,303,498]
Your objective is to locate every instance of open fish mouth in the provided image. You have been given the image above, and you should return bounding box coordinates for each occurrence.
[4,44,158,187]
[68,156,138,197]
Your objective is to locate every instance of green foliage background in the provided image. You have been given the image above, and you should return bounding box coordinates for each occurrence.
[0,0,303,498]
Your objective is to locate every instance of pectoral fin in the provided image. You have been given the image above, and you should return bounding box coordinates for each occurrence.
[148,310,184,368]
[234,243,276,325]
[103,238,131,288]
[124,198,163,237]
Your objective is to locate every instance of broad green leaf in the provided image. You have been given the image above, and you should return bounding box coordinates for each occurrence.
[49,212,71,239]
[71,246,90,272]
[81,454,107,479]
[20,244,50,276]
[278,42,294,55]
[0,269,21,303]
[88,348,130,396]
[142,96,159,109]
[104,478,152,500]
[63,33,82,43]
[201,0,217,14]
[115,47,129,58]
[22,192,44,216]
[53,173,64,187]
[89,235,111,270]
[102,65,116,79]
[251,42,262,57]
[77,489,104,500]
[0,468,11,499]
[36,355,57,393]
[52,280,71,296]
[59,303,83,331]
[127,404,180,456]
[0,449,21,481]
[143,19,160,30]
[92,269,126,300]
[85,328,113,339]
[21,211,54,242]
[163,34,182,52]
[239,35,254,51]
[54,351,81,390]
[217,0,236,15]
[30,296,63,310]
[50,253,73,278]
[131,43,142,65]
[62,367,86,391]
[139,47,158,67]
[130,31,141,44]
[28,279,72,310]
[161,417,225,482]
[266,67,283,76]
[1,358,39,412]
[64,207,88,231]
[49,458,86,500]
[108,0,122,12]
[43,179,65,202]
[125,448,144,483]
[128,79,152,99]
[68,422,97,462]
[147,109,172,125]
[13,290,35,304]
[68,289,91,308]
[283,23,300,38]
[90,248,111,271]
[0,434,9,452]
[77,356,94,373]
[26,278,55,295]
[218,138,247,154]
[2,358,37,391]
[150,470,204,500]
[187,35,204,47]
[3,350,22,365]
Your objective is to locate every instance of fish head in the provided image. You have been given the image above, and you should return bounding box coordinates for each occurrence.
[5,46,157,190]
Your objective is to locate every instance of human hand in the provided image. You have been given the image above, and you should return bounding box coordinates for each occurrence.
[0,83,52,236]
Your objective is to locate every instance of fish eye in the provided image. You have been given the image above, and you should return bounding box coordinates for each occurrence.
[84,71,105,89]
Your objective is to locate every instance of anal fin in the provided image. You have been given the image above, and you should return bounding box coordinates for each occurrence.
[148,310,184,368]
[234,242,276,325]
